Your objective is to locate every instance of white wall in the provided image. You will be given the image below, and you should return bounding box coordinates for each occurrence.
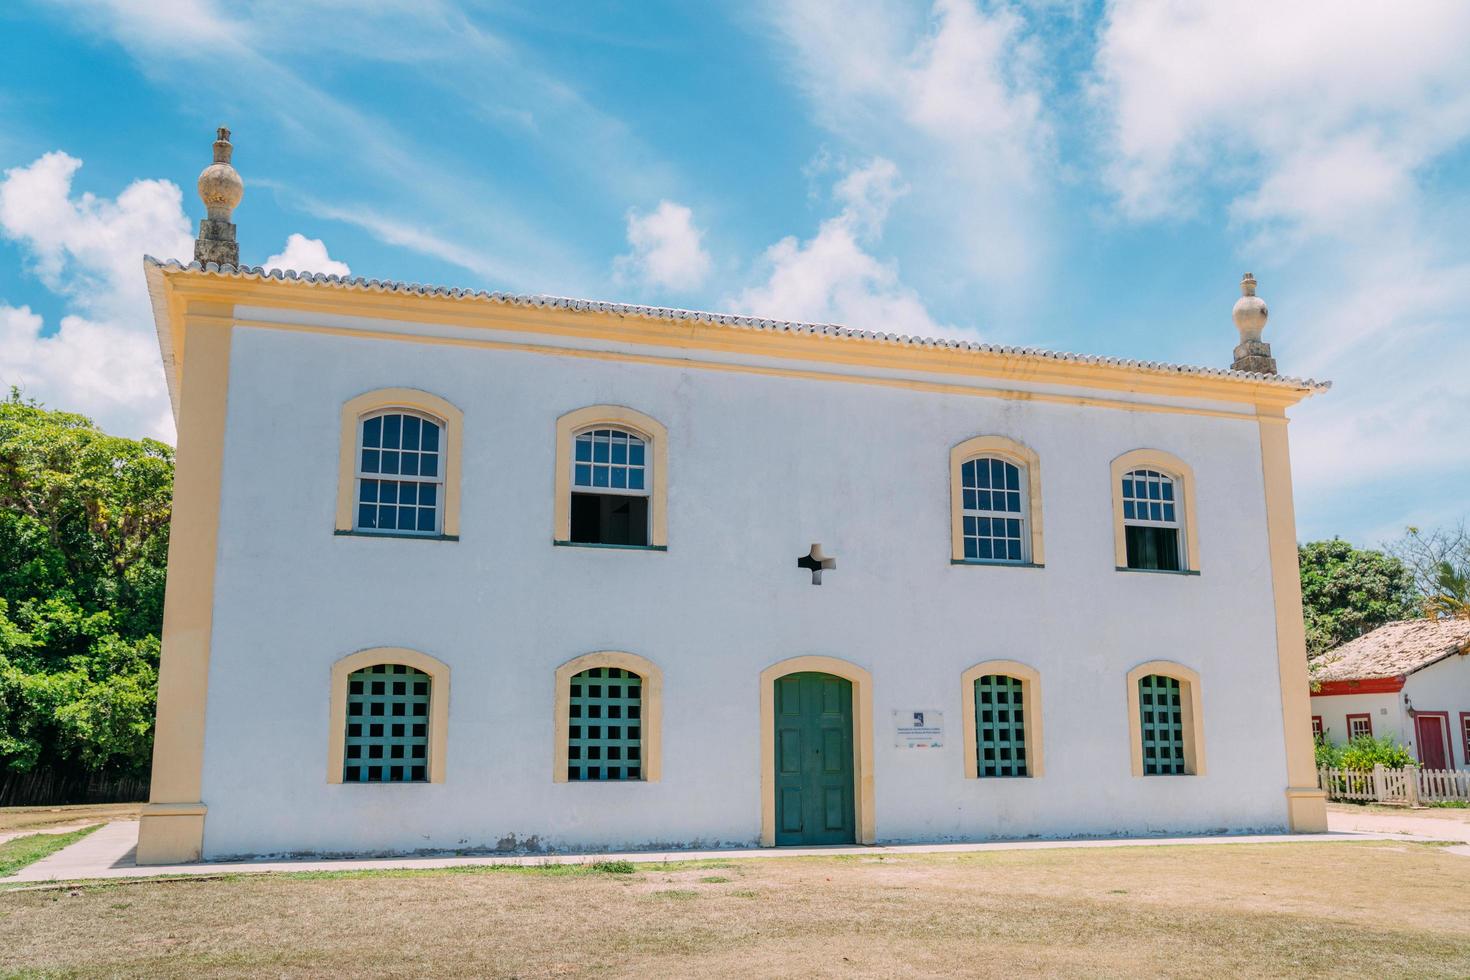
[1311,692,1403,747]
[1312,657,1470,770]
[197,322,1295,858]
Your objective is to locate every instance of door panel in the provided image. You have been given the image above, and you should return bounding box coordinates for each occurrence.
[1416,715,1449,770]
[773,671,855,845]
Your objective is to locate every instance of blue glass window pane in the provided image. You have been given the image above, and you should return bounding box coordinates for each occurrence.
[417,508,435,532]
[1163,503,1175,522]
[575,437,592,462]
[359,479,379,502]
[1124,501,1135,520]
[1008,519,1021,538]
[399,483,417,506]
[976,462,991,489]
[398,508,417,531]
[1122,479,1134,498]
[976,539,993,560]
[401,416,420,451]
[611,441,627,464]
[593,439,609,463]
[400,453,419,477]
[382,414,402,449]
[976,517,991,536]
[963,489,977,510]
[1150,502,1162,521]
[593,467,609,488]
[419,484,437,507]
[629,442,645,465]
[1152,481,1163,500]
[990,459,1005,486]
[962,460,976,486]
[1161,481,1174,501]
[1008,540,1022,561]
[1007,493,1021,513]
[381,451,400,475]
[610,468,626,489]
[361,448,380,473]
[628,469,644,490]
[964,538,978,559]
[575,464,592,486]
[358,504,376,528]
[975,491,992,512]
[380,482,398,504]
[963,516,977,535]
[1005,465,1019,491]
[420,454,438,478]
[421,423,439,452]
[362,416,382,448]
[378,505,397,528]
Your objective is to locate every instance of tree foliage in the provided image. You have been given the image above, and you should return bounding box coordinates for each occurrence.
[1315,733,1416,772]
[1299,539,1416,658]
[0,391,172,777]
[1389,523,1470,619]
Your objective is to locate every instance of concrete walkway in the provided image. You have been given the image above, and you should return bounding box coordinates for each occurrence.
[0,823,104,846]
[1,818,1437,885]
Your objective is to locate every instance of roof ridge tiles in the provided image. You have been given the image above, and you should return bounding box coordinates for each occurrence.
[142,256,1331,391]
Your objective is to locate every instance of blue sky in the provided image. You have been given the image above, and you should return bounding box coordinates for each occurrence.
[2,1,1468,546]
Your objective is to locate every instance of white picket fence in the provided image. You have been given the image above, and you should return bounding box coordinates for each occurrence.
[1318,765,1470,805]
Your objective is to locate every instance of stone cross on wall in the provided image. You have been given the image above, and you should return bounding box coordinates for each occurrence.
[797,543,836,585]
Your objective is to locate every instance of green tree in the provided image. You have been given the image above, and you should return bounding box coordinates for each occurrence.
[1390,522,1470,619]
[0,391,172,777]
[1299,539,1416,658]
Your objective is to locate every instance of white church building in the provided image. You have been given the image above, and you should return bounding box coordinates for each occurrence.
[136,130,1330,863]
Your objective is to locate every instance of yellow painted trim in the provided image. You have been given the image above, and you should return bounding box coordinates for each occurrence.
[335,388,464,537]
[552,651,663,783]
[160,271,1320,411]
[327,647,450,785]
[553,406,669,548]
[758,656,876,846]
[960,660,1044,779]
[949,436,1044,564]
[1110,448,1201,572]
[1258,410,1329,831]
[1126,660,1206,777]
[137,300,233,867]
[232,316,1274,424]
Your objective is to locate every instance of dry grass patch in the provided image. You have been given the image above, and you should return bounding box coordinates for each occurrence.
[0,803,142,834]
[0,841,1466,978]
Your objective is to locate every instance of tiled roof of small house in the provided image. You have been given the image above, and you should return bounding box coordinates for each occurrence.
[142,257,1332,392]
[1310,619,1470,682]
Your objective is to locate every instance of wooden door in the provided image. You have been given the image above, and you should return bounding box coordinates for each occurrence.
[1416,714,1449,770]
[773,672,855,845]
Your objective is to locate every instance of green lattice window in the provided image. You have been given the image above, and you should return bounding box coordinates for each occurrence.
[975,674,1028,777]
[568,667,642,781]
[1138,674,1186,775]
[344,664,430,783]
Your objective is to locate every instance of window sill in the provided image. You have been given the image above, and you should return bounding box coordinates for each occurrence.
[554,540,667,552]
[951,559,1044,569]
[1115,566,1199,576]
[334,529,459,542]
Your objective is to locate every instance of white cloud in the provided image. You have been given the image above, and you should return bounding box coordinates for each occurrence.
[0,152,188,441]
[613,201,711,293]
[264,233,351,277]
[730,159,958,338]
[763,0,1052,290]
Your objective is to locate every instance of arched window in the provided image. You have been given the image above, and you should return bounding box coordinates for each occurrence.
[1110,449,1198,573]
[335,389,463,539]
[1126,661,1205,777]
[328,647,450,784]
[554,406,668,549]
[554,652,663,782]
[356,411,444,535]
[571,428,650,546]
[961,660,1044,779]
[949,436,1044,566]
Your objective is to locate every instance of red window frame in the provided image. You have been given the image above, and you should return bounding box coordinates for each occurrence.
[1460,712,1470,770]
[1311,716,1323,739]
[1346,713,1373,740]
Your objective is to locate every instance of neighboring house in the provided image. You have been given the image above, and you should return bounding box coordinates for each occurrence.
[134,130,1331,864]
[1309,619,1470,771]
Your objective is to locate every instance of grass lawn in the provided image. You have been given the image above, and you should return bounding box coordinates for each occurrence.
[0,825,102,878]
[1,840,1467,977]
[0,803,142,834]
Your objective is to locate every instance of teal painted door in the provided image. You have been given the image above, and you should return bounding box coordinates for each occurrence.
[774,672,856,845]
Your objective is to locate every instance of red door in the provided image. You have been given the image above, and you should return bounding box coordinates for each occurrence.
[1415,714,1449,770]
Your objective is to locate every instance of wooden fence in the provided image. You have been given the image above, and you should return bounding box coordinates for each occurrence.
[1318,765,1470,805]
[0,768,149,807]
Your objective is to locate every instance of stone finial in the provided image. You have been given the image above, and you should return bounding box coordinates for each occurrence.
[193,126,244,266]
[1230,272,1277,374]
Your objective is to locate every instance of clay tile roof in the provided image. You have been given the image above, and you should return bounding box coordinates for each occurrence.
[1310,619,1470,682]
[142,257,1332,393]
